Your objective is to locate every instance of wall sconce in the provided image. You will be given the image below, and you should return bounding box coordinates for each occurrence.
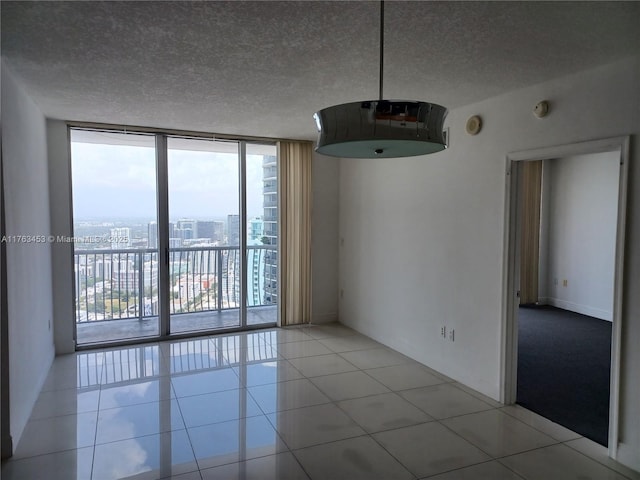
[465,115,482,135]
[533,101,550,118]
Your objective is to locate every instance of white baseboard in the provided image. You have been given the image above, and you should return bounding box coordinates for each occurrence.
[538,297,612,321]
[311,312,338,324]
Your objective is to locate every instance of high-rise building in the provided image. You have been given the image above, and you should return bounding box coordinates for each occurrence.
[148,221,158,248]
[110,227,131,249]
[248,216,263,242]
[227,214,240,246]
[95,257,112,279]
[212,221,224,243]
[262,155,278,304]
[168,222,182,247]
[177,219,196,231]
[196,220,215,242]
[176,219,196,244]
[195,220,224,243]
[246,247,266,306]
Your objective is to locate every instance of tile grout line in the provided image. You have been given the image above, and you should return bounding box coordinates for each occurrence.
[14,328,638,480]
[260,359,497,478]
[433,408,565,461]
[418,458,528,480]
[328,396,422,479]
[89,359,105,480]
[172,339,630,480]
[497,404,584,442]
[323,329,639,478]
[559,441,638,480]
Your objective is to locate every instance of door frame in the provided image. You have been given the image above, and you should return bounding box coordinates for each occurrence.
[501,136,629,458]
[1,147,13,458]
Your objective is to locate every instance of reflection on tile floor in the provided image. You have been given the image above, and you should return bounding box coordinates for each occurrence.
[2,323,638,480]
[77,306,277,345]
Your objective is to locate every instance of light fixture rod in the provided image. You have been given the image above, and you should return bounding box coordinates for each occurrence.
[379,0,384,101]
[313,0,448,158]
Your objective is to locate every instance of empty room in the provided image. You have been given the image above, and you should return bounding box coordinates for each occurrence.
[2,1,640,479]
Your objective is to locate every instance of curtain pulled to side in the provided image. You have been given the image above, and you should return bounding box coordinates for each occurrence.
[520,160,543,305]
[277,141,312,326]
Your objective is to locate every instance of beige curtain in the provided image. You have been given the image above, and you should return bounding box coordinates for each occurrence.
[278,141,312,326]
[520,160,543,305]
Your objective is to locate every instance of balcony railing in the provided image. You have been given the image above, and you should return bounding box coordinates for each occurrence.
[74,245,277,324]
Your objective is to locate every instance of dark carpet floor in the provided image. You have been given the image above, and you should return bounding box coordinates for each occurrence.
[517,305,611,446]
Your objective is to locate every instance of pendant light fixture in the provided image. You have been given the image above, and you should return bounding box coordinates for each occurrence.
[313,1,448,158]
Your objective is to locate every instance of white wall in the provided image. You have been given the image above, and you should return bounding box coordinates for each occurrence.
[338,56,640,470]
[1,62,55,450]
[538,153,618,320]
[311,153,339,323]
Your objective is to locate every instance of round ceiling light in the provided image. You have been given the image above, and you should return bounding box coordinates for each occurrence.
[314,100,448,158]
[313,2,447,159]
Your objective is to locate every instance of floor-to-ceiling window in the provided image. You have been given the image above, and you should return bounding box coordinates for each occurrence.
[70,128,278,346]
[71,130,161,344]
[167,137,242,334]
[246,143,278,326]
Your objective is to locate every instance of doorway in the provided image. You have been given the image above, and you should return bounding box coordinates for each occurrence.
[502,137,629,457]
[518,153,619,446]
[69,128,279,347]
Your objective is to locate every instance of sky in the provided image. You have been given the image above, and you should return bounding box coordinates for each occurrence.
[70,139,270,221]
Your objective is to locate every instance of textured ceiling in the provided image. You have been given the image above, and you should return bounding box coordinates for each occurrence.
[2,1,639,140]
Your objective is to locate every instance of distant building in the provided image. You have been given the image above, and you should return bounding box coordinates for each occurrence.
[179,228,194,242]
[175,218,196,244]
[95,257,112,279]
[262,155,278,304]
[247,241,267,306]
[196,220,215,242]
[248,216,263,242]
[110,227,131,249]
[150,221,192,248]
[177,219,196,231]
[227,214,240,246]
[212,221,225,243]
[110,256,158,294]
[148,221,158,248]
[195,220,225,244]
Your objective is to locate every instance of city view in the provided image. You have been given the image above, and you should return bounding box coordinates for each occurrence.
[71,130,278,343]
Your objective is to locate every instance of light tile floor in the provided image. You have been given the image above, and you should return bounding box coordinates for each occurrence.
[2,323,639,480]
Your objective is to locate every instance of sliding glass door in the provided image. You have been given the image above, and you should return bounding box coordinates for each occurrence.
[246,143,278,326]
[167,138,241,334]
[71,129,278,346]
[71,130,160,344]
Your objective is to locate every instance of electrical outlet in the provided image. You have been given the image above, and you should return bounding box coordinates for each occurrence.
[562,279,568,287]
[440,326,446,338]
[449,329,455,342]
[340,289,344,298]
